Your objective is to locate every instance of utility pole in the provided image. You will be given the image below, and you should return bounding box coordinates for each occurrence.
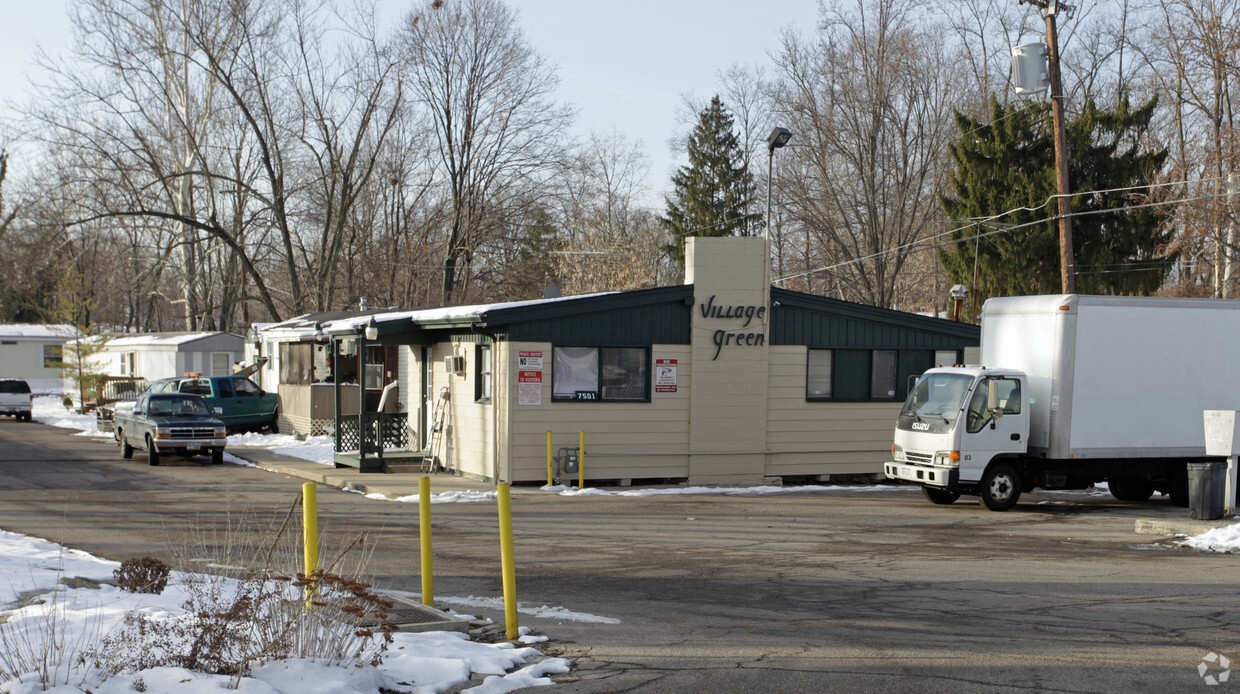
[1020,0,1075,293]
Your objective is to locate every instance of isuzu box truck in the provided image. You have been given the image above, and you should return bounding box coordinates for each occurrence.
[884,295,1240,510]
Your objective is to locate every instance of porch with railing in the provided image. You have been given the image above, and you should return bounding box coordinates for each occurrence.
[333,411,426,473]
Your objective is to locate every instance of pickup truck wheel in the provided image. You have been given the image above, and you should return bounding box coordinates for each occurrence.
[120,433,134,460]
[267,415,279,434]
[921,486,961,505]
[979,463,1021,512]
[146,437,160,466]
[1109,478,1155,502]
[211,448,224,465]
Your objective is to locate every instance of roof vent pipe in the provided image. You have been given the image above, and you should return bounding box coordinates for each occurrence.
[359,296,369,311]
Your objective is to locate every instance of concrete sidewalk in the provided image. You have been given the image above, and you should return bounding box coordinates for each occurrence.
[227,445,503,499]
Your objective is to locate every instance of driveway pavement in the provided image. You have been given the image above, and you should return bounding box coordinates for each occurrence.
[3,420,1240,692]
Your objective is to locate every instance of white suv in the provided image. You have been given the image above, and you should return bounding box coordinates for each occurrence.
[0,379,33,422]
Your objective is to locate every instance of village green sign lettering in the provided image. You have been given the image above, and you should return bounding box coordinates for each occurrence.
[700,294,767,360]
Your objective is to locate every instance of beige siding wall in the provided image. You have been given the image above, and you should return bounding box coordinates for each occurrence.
[408,341,498,480]
[504,342,691,483]
[765,345,897,477]
[0,341,63,380]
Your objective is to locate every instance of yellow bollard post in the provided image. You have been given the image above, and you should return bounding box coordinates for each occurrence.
[579,430,586,490]
[302,483,318,602]
[497,482,519,640]
[419,476,434,606]
[546,430,553,487]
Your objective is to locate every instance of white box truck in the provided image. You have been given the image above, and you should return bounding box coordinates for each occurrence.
[884,295,1240,510]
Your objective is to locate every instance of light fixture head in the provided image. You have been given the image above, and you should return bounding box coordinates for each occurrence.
[767,127,792,152]
[364,317,378,341]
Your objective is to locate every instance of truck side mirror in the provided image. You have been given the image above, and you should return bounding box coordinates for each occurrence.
[213,407,223,415]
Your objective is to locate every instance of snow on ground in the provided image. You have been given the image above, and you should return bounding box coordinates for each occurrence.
[0,530,571,693]
[31,396,112,438]
[1176,521,1240,553]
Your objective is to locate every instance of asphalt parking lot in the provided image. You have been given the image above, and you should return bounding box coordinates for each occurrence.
[1,419,1237,693]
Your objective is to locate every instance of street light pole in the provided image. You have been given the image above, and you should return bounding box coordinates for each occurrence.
[765,127,792,240]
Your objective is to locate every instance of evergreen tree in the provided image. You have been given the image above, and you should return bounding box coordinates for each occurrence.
[940,94,1174,312]
[659,96,761,266]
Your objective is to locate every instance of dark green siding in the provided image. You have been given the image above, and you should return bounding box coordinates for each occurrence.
[770,289,978,351]
[504,302,691,346]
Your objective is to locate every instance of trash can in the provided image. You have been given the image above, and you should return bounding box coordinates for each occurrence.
[1187,462,1226,520]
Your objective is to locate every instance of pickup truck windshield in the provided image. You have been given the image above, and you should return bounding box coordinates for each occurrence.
[900,373,973,425]
[148,397,211,417]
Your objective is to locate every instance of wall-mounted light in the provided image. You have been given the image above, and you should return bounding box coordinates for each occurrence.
[364,318,379,341]
[313,322,329,344]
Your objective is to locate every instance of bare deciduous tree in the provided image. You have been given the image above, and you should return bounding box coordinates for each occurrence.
[400,0,573,304]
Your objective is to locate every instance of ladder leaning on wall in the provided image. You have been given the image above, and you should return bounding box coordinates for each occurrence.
[423,386,450,473]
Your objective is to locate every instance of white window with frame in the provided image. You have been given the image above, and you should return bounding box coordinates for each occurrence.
[552,346,648,402]
[42,344,63,368]
[870,350,898,399]
[807,349,833,400]
[212,352,232,377]
[476,345,492,401]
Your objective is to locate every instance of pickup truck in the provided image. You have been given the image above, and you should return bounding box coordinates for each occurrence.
[114,393,228,465]
[104,374,278,433]
[0,379,32,422]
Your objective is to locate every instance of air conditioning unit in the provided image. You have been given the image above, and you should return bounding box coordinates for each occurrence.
[444,355,464,374]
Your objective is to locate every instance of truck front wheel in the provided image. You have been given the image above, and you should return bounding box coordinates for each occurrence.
[922,486,961,505]
[146,437,160,466]
[979,463,1021,511]
[120,432,133,460]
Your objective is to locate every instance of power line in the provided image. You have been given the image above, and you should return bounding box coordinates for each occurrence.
[773,187,1233,284]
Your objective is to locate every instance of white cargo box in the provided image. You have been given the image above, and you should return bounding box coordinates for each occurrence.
[980,295,1240,460]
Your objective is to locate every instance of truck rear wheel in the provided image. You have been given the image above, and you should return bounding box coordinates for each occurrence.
[979,463,1021,511]
[1109,478,1155,502]
[922,486,961,505]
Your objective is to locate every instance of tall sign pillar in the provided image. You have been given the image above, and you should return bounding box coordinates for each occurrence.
[685,237,772,484]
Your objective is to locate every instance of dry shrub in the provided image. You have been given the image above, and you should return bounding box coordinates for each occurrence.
[114,556,170,594]
[89,503,395,681]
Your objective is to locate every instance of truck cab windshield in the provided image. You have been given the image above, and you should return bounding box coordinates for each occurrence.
[900,373,973,425]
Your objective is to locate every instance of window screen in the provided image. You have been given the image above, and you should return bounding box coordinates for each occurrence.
[870,350,898,399]
[807,350,833,399]
[553,347,598,399]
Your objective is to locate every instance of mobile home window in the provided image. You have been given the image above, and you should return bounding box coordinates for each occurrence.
[870,350,898,399]
[552,347,648,402]
[43,344,63,368]
[476,345,492,401]
[807,349,833,399]
[212,353,231,377]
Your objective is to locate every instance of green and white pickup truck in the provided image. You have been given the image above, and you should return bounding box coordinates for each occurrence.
[114,392,228,466]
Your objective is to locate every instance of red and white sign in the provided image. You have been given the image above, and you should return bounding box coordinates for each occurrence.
[518,352,543,405]
[655,358,678,393]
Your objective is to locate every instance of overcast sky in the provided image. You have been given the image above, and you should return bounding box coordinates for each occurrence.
[0,0,822,206]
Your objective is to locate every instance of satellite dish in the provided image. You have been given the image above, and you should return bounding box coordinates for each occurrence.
[543,285,562,299]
